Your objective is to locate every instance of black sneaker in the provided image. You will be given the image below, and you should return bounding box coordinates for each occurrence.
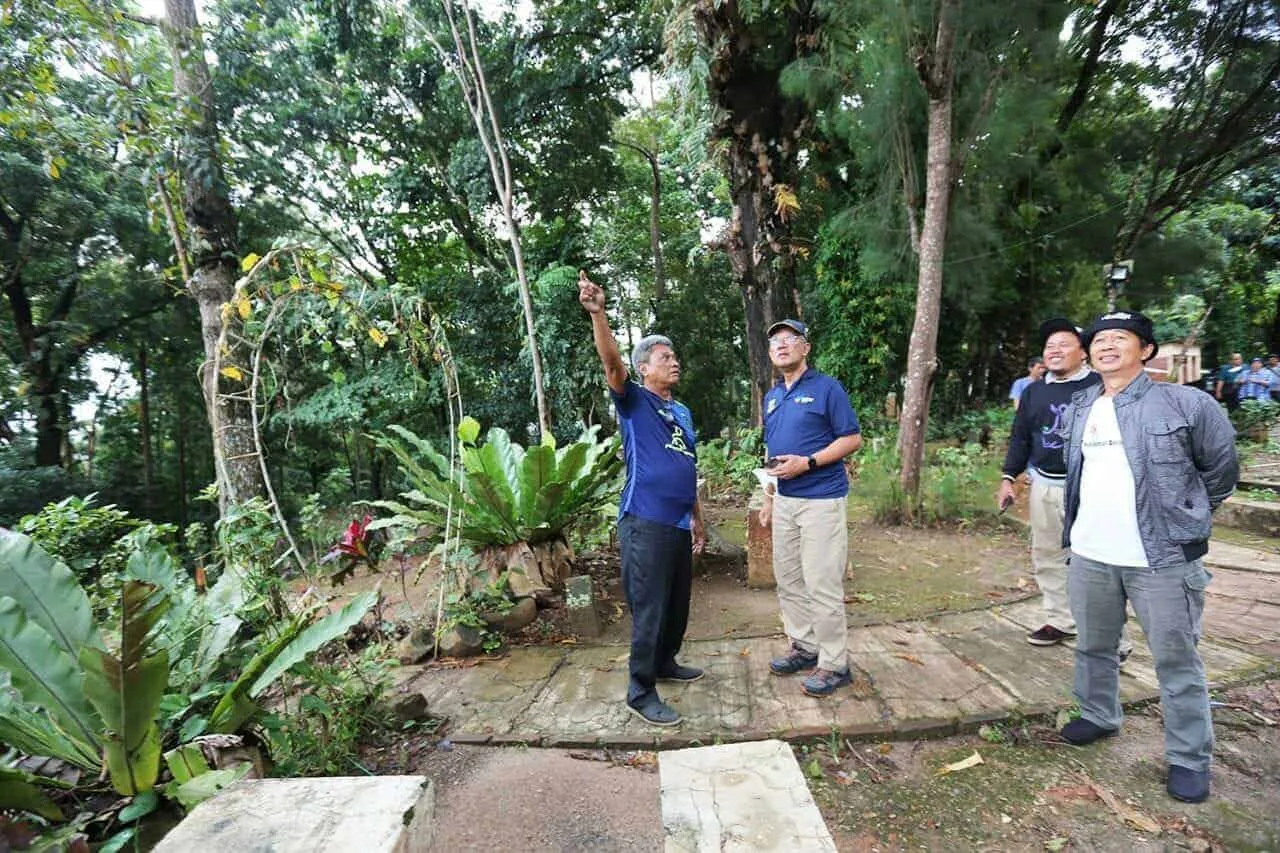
[658,664,705,683]
[769,645,819,675]
[801,667,853,697]
[1167,765,1210,803]
[1028,625,1076,646]
[1118,647,1132,665]
[626,698,682,727]
[1059,718,1118,745]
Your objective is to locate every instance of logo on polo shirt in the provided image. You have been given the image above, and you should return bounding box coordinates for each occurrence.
[767,397,779,415]
[795,395,815,404]
[666,426,696,459]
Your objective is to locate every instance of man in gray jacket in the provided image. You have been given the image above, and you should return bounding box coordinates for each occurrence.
[1057,311,1237,804]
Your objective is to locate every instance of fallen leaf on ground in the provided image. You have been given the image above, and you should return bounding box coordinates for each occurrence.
[1043,784,1097,803]
[559,638,578,645]
[936,751,984,775]
[739,647,751,657]
[895,653,925,666]
[1079,774,1161,834]
[612,653,628,663]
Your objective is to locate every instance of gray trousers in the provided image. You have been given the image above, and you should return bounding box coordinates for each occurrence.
[1068,552,1213,771]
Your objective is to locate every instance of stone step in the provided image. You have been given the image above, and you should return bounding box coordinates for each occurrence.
[1216,497,1280,538]
[153,776,434,853]
[660,739,836,852]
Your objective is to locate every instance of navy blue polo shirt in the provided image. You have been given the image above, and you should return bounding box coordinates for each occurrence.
[611,380,698,529]
[763,368,860,499]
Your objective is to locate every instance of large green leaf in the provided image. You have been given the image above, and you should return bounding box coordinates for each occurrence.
[193,571,246,683]
[248,591,376,697]
[517,443,556,526]
[0,766,63,821]
[79,582,171,795]
[0,530,100,658]
[0,597,101,748]
[208,618,306,733]
[0,675,98,769]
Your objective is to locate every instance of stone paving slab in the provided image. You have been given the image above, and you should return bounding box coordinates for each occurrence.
[402,569,1276,748]
[155,776,434,853]
[660,740,836,852]
[1206,540,1280,574]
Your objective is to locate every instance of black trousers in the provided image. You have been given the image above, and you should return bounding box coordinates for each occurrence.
[618,513,692,706]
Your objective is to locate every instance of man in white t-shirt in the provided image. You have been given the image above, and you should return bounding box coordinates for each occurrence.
[1058,311,1237,805]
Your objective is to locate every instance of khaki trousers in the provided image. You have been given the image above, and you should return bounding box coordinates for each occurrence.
[1029,480,1074,632]
[772,494,849,671]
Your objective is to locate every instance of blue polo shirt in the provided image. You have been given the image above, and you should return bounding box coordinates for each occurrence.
[611,380,698,529]
[763,369,860,499]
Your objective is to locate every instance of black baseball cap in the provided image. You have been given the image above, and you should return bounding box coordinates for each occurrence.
[1084,310,1159,360]
[1039,317,1084,347]
[767,319,808,338]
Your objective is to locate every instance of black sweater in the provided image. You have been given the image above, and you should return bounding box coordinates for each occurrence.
[1001,371,1102,480]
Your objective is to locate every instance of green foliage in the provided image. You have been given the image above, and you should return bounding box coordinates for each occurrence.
[698,427,764,497]
[856,443,1002,526]
[1231,400,1280,438]
[0,530,377,817]
[928,406,1016,445]
[17,494,140,582]
[264,644,397,778]
[369,423,623,548]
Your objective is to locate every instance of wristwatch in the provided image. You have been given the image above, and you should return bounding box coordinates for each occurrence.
[807,455,817,471]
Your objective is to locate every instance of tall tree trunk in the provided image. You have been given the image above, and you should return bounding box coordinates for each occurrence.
[138,344,154,514]
[898,0,959,503]
[694,0,817,424]
[162,0,265,513]
[32,371,63,468]
[176,388,188,528]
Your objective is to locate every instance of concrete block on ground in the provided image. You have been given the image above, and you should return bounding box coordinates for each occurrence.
[660,739,836,852]
[153,775,434,853]
[746,506,775,590]
[1216,497,1280,537]
[565,574,602,637]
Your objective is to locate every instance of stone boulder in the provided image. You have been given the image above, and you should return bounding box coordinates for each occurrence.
[387,691,430,725]
[481,597,538,633]
[436,623,484,658]
[396,625,436,665]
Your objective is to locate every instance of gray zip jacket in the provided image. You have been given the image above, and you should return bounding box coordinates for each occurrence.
[1060,372,1238,569]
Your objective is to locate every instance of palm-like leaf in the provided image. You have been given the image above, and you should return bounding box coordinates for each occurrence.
[0,530,100,658]
[79,581,171,795]
[0,676,99,769]
[0,597,102,749]
[0,766,63,821]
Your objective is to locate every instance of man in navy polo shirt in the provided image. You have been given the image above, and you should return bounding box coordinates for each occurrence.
[579,271,706,727]
[759,319,863,697]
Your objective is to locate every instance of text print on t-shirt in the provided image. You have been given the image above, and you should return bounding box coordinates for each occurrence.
[655,406,696,459]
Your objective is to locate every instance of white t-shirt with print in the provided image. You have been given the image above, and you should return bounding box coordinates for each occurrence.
[1069,397,1149,567]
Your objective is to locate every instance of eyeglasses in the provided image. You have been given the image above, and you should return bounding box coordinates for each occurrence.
[769,335,806,350]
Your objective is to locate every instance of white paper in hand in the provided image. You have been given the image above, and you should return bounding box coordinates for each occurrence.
[753,468,778,491]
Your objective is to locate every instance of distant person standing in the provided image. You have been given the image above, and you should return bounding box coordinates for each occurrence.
[579,271,706,728]
[758,320,863,697]
[1010,357,1046,411]
[1269,355,1280,402]
[1058,310,1237,804]
[1215,353,1246,411]
[1238,357,1275,403]
[998,318,1130,659]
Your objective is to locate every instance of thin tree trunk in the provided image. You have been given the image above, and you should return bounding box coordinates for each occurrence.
[139,344,154,514]
[432,0,552,438]
[176,388,188,528]
[898,0,959,504]
[162,0,265,513]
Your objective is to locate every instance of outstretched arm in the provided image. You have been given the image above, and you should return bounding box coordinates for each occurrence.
[578,271,628,395]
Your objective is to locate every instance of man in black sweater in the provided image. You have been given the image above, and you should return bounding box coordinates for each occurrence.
[998,319,1128,656]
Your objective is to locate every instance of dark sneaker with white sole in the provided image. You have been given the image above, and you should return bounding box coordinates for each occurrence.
[769,645,819,675]
[1167,765,1210,803]
[801,667,852,697]
[627,699,682,727]
[1059,718,1118,745]
[658,664,705,683]
[1027,625,1076,646]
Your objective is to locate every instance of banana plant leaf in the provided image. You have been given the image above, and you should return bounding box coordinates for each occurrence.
[79,582,171,795]
[0,767,63,821]
[248,591,376,697]
[0,597,102,750]
[0,531,100,658]
[208,591,375,732]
